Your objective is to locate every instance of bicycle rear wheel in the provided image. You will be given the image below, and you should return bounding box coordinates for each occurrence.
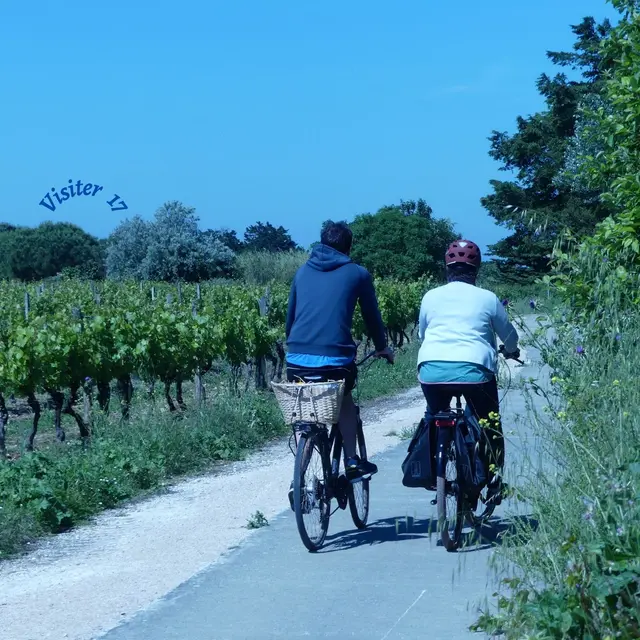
[436,440,463,551]
[348,420,370,529]
[293,430,330,552]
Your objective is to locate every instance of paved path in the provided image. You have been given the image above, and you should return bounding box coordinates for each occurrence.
[101,322,545,640]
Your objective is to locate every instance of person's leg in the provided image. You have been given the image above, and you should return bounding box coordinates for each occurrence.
[336,363,377,480]
[463,378,502,485]
[421,384,454,414]
[338,391,358,458]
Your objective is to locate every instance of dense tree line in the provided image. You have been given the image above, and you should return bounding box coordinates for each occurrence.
[3,197,456,283]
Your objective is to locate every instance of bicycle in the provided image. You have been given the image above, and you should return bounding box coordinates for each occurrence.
[433,346,523,551]
[282,351,383,552]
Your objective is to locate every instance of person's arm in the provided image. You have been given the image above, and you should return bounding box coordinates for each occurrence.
[418,295,428,342]
[358,271,387,352]
[285,277,297,339]
[492,296,519,353]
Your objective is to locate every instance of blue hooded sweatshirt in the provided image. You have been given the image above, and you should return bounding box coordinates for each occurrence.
[285,244,387,365]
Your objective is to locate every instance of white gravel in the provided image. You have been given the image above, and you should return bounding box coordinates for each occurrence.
[0,388,426,640]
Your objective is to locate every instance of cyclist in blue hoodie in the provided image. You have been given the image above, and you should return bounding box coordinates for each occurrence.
[285,220,394,485]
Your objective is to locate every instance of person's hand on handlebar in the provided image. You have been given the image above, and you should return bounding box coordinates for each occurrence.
[499,344,520,360]
[375,346,395,364]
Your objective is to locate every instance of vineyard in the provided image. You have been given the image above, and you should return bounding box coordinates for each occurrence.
[0,276,431,456]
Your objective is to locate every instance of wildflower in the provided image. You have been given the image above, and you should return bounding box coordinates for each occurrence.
[616,526,624,536]
[557,411,567,420]
[615,333,621,341]
[501,299,509,307]
[529,299,536,309]
[576,345,585,355]
[613,380,620,386]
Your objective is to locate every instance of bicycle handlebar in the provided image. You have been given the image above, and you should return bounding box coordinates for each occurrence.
[499,344,524,365]
[356,349,394,367]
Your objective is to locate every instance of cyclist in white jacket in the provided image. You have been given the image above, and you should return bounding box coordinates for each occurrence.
[417,239,520,505]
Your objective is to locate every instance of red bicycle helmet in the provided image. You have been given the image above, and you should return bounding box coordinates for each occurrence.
[445,239,481,268]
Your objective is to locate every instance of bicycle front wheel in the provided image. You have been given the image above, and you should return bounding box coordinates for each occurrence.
[348,421,370,529]
[468,486,496,527]
[436,440,463,552]
[293,430,330,552]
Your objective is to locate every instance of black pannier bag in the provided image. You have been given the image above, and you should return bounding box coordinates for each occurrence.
[401,412,437,490]
[401,406,488,493]
[454,408,488,494]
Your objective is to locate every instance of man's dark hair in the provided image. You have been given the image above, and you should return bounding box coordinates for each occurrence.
[321,220,353,255]
[446,262,478,285]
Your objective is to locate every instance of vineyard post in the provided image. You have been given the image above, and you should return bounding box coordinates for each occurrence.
[177,281,183,304]
[193,299,205,406]
[24,291,30,320]
[83,381,92,426]
[151,286,156,302]
[0,393,7,458]
[255,292,269,390]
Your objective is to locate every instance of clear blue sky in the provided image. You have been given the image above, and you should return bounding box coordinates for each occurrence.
[1,0,617,253]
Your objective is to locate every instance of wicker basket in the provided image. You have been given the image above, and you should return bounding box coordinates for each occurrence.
[271,379,345,425]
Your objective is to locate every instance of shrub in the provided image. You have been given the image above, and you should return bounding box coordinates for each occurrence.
[235,250,308,285]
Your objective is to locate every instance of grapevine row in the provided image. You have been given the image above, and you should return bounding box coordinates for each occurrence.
[0,276,432,453]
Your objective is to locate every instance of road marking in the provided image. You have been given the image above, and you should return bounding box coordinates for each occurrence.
[380,589,426,640]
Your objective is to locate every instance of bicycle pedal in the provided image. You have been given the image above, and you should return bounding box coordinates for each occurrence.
[430,499,437,505]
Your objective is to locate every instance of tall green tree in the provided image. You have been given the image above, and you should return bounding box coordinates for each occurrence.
[1,222,105,281]
[106,201,235,281]
[243,222,297,252]
[205,228,244,253]
[553,1,640,311]
[349,201,456,280]
[106,215,152,281]
[482,17,613,280]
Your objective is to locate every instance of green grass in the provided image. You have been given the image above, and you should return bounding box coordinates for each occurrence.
[0,391,286,559]
[246,511,269,529]
[355,338,420,403]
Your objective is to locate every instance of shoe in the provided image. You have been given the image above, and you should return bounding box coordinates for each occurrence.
[345,456,378,483]
[288,481,294,511]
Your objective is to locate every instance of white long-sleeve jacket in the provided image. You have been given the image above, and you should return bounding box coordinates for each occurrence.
[417,282,519,374]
